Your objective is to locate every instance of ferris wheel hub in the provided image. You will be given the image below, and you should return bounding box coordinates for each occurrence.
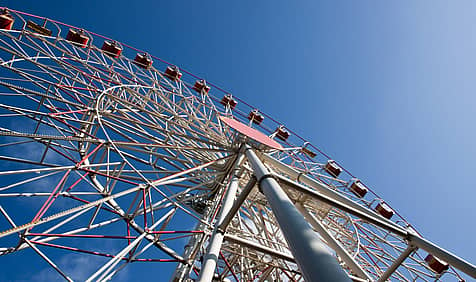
[220,116,283,150]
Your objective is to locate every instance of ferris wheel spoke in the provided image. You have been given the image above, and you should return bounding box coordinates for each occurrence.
[97,119,230,169]
[1,58,92,105]
[0,185,142,239]
[100,94,226,146]
[7,38,80,85]
[0,80,85,111]
[26,215,125,251]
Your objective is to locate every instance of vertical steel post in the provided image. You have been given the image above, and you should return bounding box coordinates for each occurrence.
[197,153,245,282]
[245,148,351,282]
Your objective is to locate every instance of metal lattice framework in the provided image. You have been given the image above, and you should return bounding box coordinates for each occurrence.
[0,7,474,282]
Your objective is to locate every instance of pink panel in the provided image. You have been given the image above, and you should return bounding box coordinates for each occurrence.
[220,116,283,150]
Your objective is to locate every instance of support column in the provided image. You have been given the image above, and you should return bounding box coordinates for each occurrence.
[296,203,372,281]
[197,153,245,282]
[245,148,351,282]
[218,177,257,232]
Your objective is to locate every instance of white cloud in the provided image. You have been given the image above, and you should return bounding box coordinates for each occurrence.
[32,252,130,281]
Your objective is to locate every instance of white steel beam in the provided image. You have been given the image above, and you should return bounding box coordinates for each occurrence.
[377,244,416,282]
[198,153,245,282]
[217,177,257,233]
[224,233,295,263]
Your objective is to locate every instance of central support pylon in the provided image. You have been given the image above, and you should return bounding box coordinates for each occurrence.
[197,145,352,281]
[245,147,351,282]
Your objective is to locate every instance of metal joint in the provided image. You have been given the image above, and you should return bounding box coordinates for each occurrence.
[216,227,226,235]
[257,173,274,193]
[296,171,306,183]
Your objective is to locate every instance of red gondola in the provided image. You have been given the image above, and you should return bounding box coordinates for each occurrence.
[247,109,264,125]
[275,126,290,141]
[66,29,89,48]
[425,254,449,274]
[0,9,14,30]
[134,53,153,69]
[164,65,182,81]
[220,94,237,110]
[324,160,341,177]
[101,41,122,58]
[375,202,394,219]
[193,79,210,93]
[349,179,368,198]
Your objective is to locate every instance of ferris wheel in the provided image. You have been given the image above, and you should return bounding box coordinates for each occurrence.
[0,7,474,282]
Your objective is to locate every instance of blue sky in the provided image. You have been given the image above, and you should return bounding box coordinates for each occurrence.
[1,0,475,280]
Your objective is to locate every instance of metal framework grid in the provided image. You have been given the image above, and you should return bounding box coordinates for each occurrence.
[0,8,473,282]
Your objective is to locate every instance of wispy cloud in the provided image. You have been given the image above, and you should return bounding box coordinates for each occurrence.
[32,252,130,281]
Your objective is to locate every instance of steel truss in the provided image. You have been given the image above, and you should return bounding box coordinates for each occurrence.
[0,7,474,282]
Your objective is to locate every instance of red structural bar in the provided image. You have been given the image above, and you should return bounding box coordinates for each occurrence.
[220,251,239,282]
[281,269,297,281]
[26,233,137,239]
[66,194,121,216]
[30,240,177,262]
[146,230,204,234]
[47,114,98,141]
[31,170,71,222]
[54,85,98,92]
[354,224,384,273]
[49,108,88,116]
[75,143,103,167]
[65,171,89,193]
[251,265,272,282]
